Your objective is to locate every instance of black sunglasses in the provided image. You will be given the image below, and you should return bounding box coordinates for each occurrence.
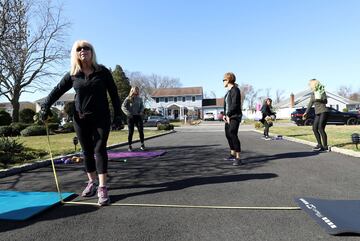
[76,46,91,52]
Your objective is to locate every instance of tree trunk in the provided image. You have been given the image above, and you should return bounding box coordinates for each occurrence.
[11,90,20,123]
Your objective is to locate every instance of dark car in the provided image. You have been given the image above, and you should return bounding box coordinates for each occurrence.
[143,115,170,127]
[291,107,360,126]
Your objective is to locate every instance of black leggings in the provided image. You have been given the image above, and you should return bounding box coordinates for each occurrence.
[225,118,241,152]
[127,115,144,145]
[261,120,271,137]
[313,112,328,148]
[74,115,110,174]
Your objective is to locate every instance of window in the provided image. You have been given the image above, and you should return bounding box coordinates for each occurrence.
[192,96,195,102]
[156,98,159,103]
[165,97,168,103]
[182,97,186,102]
[174,97,177,102]
[160,97,164,102]
[169,97,174,102]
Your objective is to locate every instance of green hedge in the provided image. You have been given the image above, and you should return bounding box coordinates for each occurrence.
[10,122,31,136]
[0,126,13,137]
[20,125,47,136]
[157,123,174,131]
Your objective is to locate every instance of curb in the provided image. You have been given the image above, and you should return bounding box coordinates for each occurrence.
[252,129,360,158]
[0,130,175,178]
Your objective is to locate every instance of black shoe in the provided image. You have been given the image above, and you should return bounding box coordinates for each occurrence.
[223,155,236,161]
[322,146,331,152]
[232,159,242,166]
[312,145,323,151]
[128,145,133,152]
[140,144,145,151]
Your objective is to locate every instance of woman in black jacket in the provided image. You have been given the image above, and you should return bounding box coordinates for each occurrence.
[40,40,122,206]
[260,98,276,140]
[223,72,243,166]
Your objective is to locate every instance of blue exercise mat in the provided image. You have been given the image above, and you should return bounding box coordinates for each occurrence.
[0,191,75,221]
[296,197,360,235]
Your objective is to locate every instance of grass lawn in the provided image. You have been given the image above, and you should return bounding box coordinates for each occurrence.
[18,129,165,160]
[270,125,360,152]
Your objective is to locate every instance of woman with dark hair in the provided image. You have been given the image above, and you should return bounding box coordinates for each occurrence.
[223,72,243,166]
[40,40,122,206]
[260,98,276,140]
[303,79,329,151]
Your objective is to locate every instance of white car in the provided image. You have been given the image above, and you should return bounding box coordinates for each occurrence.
[203,112,215,121]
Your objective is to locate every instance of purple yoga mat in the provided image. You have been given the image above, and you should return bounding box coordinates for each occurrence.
[107,150,166,159]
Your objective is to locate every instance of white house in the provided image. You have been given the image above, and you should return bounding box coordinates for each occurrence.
[34,92,75,113]
[147,87,203,120]
[0,102,36,115]
[202,98,224,120]
[274,90,360,119]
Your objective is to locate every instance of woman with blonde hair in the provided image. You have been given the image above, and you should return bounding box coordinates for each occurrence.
[223,72,243,166]
[303,78,329,151]
[40,40,122,206]
[122,86,145,151]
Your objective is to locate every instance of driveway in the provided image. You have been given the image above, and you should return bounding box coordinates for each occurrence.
[1,124,359,241]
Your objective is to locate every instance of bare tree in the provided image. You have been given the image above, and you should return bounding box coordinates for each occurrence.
[337,85,352,99]
[0,0,70,122]
[126,71,182,104]
[275,89,285,104]
[239,83,260,111]
[204,91,216,99]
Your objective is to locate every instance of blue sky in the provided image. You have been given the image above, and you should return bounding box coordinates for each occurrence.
[20,0,360,101]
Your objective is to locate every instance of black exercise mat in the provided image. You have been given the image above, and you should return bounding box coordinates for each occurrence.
[296,197,360,235]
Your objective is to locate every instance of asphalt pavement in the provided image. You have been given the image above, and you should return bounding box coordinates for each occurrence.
[1,122,360,241]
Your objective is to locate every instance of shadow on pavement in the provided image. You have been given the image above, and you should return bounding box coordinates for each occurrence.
[110,173,277,202]
[0,204,98,233]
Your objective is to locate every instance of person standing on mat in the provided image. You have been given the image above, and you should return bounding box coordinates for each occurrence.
[39,40,122,206]
[223,72,243,166]
[122,86,145,151]
[303,78,329,151]
[260,98,276,140]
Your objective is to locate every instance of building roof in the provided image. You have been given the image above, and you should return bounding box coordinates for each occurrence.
[275,89,360,109]
[151,87,203,97]
[202,98,224,107]
[35,92,75,103]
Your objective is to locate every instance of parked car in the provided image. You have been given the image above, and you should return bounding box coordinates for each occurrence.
[143,115,170,127]
[291,107,360,126]
[203,112,215,121]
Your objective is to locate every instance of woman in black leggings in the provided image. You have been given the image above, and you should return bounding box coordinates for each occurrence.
[303,79,329,151]
[223,72,243,166]
[40,40,122,206]
[122,86,145,151]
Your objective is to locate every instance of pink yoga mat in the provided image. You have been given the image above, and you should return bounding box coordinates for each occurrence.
[107,150,166,159]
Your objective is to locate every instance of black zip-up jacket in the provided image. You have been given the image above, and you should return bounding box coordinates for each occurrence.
[42,65,121,121]
[260,105,276,122]
[224,86,242,118]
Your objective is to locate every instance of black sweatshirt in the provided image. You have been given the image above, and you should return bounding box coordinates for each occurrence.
[42,65,121,120]
[224,86,242,118]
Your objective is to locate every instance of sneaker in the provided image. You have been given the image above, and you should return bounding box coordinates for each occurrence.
[128,145,133,152]
[232,159,242,166]
[97,186,110,206]
[81,181,97,197]
[264,136,271,141]
[140,144,145,151]
[322,146,331,152]
[223,155,236,161]
[312,145,323,151]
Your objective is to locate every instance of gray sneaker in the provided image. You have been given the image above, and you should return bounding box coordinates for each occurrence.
[98,186,110,206]
[140,144,145,151]
[81,181,97,197]
[232,159,243,166]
